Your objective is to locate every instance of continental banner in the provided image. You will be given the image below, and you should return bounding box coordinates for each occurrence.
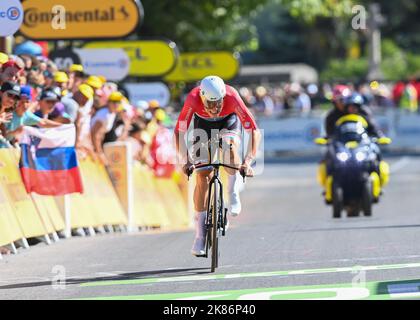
[84,40,178,77]
[20,0,143,40]
[164,51,240,82]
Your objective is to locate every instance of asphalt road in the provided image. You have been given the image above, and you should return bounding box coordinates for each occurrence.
[1,155,420,300]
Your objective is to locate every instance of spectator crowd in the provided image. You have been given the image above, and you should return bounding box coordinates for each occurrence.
[0,51,177,254]
[235,79,420,117]
[0,50,177,167]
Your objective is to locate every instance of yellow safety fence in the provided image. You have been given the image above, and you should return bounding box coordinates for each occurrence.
[0,146,190,252]
[68,156,127,228]
[104,142,190,230]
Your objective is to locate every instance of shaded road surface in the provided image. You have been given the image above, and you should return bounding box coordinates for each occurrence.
[1,156,420,300]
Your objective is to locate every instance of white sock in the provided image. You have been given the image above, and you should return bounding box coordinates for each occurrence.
[228,172,243,195]
[194,211,206,239]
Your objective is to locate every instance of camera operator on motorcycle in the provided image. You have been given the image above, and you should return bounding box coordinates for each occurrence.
[318,89,389,198]
[341,93,385,140]
[325,86,383,139]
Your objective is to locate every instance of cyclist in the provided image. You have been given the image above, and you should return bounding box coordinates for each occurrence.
[174,75,261,256]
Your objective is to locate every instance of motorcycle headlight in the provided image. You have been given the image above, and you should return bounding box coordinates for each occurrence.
[337,152,349,162]
[355,151,367,162]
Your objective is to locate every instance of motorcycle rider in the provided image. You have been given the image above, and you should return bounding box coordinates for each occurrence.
[340,92,384,139]
[318,89,389,199]
[318,85,352,192]
[325,86,383,138]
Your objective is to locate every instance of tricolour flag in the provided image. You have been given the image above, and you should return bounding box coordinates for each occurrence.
[19,124,84,195]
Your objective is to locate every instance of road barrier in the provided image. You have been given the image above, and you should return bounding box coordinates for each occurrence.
[0,149,48,240]
[104,142,190,231]
[132,162,172,228]
[0,146,191,257]
[259,109,420,156]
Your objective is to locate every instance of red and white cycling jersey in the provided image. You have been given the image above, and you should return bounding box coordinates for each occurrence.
[174,85,258,133]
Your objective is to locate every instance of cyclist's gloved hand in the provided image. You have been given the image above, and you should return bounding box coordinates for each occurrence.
[240,161,254,177]
[182,162,195,177]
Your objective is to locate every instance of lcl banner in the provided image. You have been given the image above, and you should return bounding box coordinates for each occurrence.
[84,40,178,77]
[20,0,143,40]
[0,0,24,37]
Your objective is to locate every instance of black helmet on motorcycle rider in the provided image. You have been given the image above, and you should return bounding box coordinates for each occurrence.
[344,93,364,114]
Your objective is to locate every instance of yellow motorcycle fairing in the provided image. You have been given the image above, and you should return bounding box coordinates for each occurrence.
[335,115,368,128]
[325,176,333,203]
[379,160,390,186]
[370,172,381,199]
[317,162,327,187]
[345,141,359,149]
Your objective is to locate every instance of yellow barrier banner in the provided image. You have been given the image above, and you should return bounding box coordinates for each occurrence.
[0,175,24,247]
[67,193,99,228]
[154,177,189,229]
[172,170,189,207]
[94,160,128,225]
[69,158,102,228]
[31,194,65,232]
[133,163,171,228]
[104,143,131,220]
[0,150,47,238]
[77,157,127,226]
[30,194,56,235]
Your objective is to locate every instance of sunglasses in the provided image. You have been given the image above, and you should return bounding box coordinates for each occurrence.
[204,99,223,111]
[5,92,20,100]
[43,99,57,104]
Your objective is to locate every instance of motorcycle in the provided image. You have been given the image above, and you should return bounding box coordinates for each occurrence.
[315,115,391,218]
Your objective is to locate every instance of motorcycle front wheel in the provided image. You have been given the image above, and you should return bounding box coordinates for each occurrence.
[362,179,373,217]
[332,183,343,219]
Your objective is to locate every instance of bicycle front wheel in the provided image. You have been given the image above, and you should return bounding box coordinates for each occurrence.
[210,181,220,272]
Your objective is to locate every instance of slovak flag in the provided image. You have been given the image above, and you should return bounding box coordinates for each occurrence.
[19,124,84,195]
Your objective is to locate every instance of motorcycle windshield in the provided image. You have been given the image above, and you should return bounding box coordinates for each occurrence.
[335,122,367,143]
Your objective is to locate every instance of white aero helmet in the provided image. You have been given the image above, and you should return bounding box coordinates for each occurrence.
[200,75,226,102]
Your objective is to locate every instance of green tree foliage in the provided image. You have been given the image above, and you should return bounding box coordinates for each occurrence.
[320,57,368,82]
[138,0,267,51]
[137,0,419,80]
[244,0,354,69]
[243,2,306,64]
[278,0,354,22]
[370,0,420,54]
[320,39,420,82]
[252,0,420,79]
